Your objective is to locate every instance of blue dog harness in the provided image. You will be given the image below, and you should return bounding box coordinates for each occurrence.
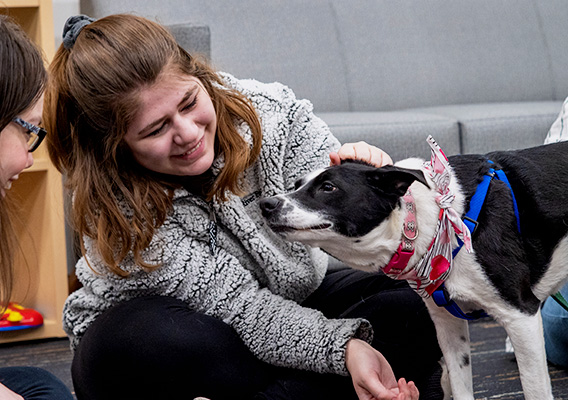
[432,160,520,320]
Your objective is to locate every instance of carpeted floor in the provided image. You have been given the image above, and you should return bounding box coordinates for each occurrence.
[0,318,567,399]
[470,319,568,399]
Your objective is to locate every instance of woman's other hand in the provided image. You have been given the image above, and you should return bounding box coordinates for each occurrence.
[345,338,419,400]
[330,141,393,167]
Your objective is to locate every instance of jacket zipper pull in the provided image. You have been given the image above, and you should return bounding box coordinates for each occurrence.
[208,207,217,256]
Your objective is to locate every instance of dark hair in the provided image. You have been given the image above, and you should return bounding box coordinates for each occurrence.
[0,15,47,131]
[0,15,47,306]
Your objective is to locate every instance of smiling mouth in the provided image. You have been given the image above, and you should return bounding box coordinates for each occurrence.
[178,139,203,157]
[271,223,332,233]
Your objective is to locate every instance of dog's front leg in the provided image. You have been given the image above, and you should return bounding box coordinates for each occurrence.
[424,298,473,400]
[499,309,553,400]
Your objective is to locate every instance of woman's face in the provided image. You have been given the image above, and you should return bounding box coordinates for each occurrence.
[124,72,217,177]
[0,95,41,197]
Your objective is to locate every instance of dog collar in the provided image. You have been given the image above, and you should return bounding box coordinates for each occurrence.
[413,136,473,297]
[383,136,473,298]
[383,189,418,275]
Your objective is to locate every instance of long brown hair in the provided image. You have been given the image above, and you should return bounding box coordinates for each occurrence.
[0,15,47,306]
[44,14,262,276]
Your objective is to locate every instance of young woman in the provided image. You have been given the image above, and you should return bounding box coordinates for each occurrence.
[45,14,443,400]
[0,15,74,400]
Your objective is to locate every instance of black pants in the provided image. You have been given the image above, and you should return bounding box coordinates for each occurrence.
[0,367,74,400]
[72,269,443,400]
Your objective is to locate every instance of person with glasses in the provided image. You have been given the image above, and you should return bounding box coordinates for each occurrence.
[0,15,74,400]
[44,14,443,400]
[0,108,46,198]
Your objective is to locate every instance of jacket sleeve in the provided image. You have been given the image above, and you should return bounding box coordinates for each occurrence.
[172,234,372,375]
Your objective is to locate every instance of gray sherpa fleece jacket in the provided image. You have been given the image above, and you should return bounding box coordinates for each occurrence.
[63,73,373,376]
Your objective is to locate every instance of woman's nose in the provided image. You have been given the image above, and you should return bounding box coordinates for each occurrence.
[172,115,199,146]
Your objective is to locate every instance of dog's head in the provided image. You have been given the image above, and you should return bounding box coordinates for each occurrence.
[260,160,428,267]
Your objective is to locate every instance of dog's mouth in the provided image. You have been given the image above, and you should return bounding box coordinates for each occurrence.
[270,223,332,233]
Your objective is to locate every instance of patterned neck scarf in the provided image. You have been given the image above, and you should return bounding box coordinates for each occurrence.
[385,136,473,297]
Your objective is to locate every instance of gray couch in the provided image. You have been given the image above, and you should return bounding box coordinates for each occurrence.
[80,0,568,161]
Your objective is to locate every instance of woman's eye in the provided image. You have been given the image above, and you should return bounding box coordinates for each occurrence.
[182,97,197,111]
[320,182,337,192]
[147,124,165,137]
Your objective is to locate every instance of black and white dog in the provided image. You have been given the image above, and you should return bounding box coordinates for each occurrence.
[260,138,568,400]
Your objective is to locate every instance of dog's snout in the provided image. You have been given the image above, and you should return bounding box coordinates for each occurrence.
[259,197,283,218]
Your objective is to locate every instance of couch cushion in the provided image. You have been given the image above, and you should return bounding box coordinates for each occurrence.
[318,111,460,161]
[82,0,351,113]
[332,0,556,111]
[409,101,561,154]
[167,24,211,60]
[534,0,568,101]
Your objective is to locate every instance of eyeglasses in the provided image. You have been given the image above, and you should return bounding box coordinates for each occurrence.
[12,117,47,152]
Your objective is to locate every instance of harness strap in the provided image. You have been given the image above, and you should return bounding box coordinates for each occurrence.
[492,164,521,234]
[462,171,492,236]
[451,161,521,258]
[432,284,488,320]
[435,159,521,320]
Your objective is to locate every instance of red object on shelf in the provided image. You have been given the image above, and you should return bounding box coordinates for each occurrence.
[0,302,44,332]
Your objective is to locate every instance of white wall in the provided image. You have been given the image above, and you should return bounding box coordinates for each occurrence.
[52,0,80,48]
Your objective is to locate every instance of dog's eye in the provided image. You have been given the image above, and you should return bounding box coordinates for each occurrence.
[320,182,337,192]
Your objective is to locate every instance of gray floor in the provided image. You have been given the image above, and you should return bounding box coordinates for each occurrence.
[470,319,568,399]
[0,318,567,399]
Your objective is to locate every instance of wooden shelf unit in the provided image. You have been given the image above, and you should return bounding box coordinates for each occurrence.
[0,0,68,343]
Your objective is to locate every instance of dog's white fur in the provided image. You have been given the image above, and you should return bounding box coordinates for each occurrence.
[268,157,562,400]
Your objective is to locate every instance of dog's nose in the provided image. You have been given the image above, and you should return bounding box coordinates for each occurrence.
[259,197,283,217]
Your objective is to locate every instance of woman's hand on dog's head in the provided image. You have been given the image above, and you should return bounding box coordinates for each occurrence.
[330,141,393,168]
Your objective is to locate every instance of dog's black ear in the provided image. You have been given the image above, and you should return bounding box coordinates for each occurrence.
[366,165,429,197]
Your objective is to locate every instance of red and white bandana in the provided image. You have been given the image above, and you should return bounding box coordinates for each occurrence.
[399,136,473,297]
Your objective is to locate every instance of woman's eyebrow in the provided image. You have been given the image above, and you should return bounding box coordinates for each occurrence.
[139,116,167,136]
[138,87,198,136]
[179,86,197,106]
